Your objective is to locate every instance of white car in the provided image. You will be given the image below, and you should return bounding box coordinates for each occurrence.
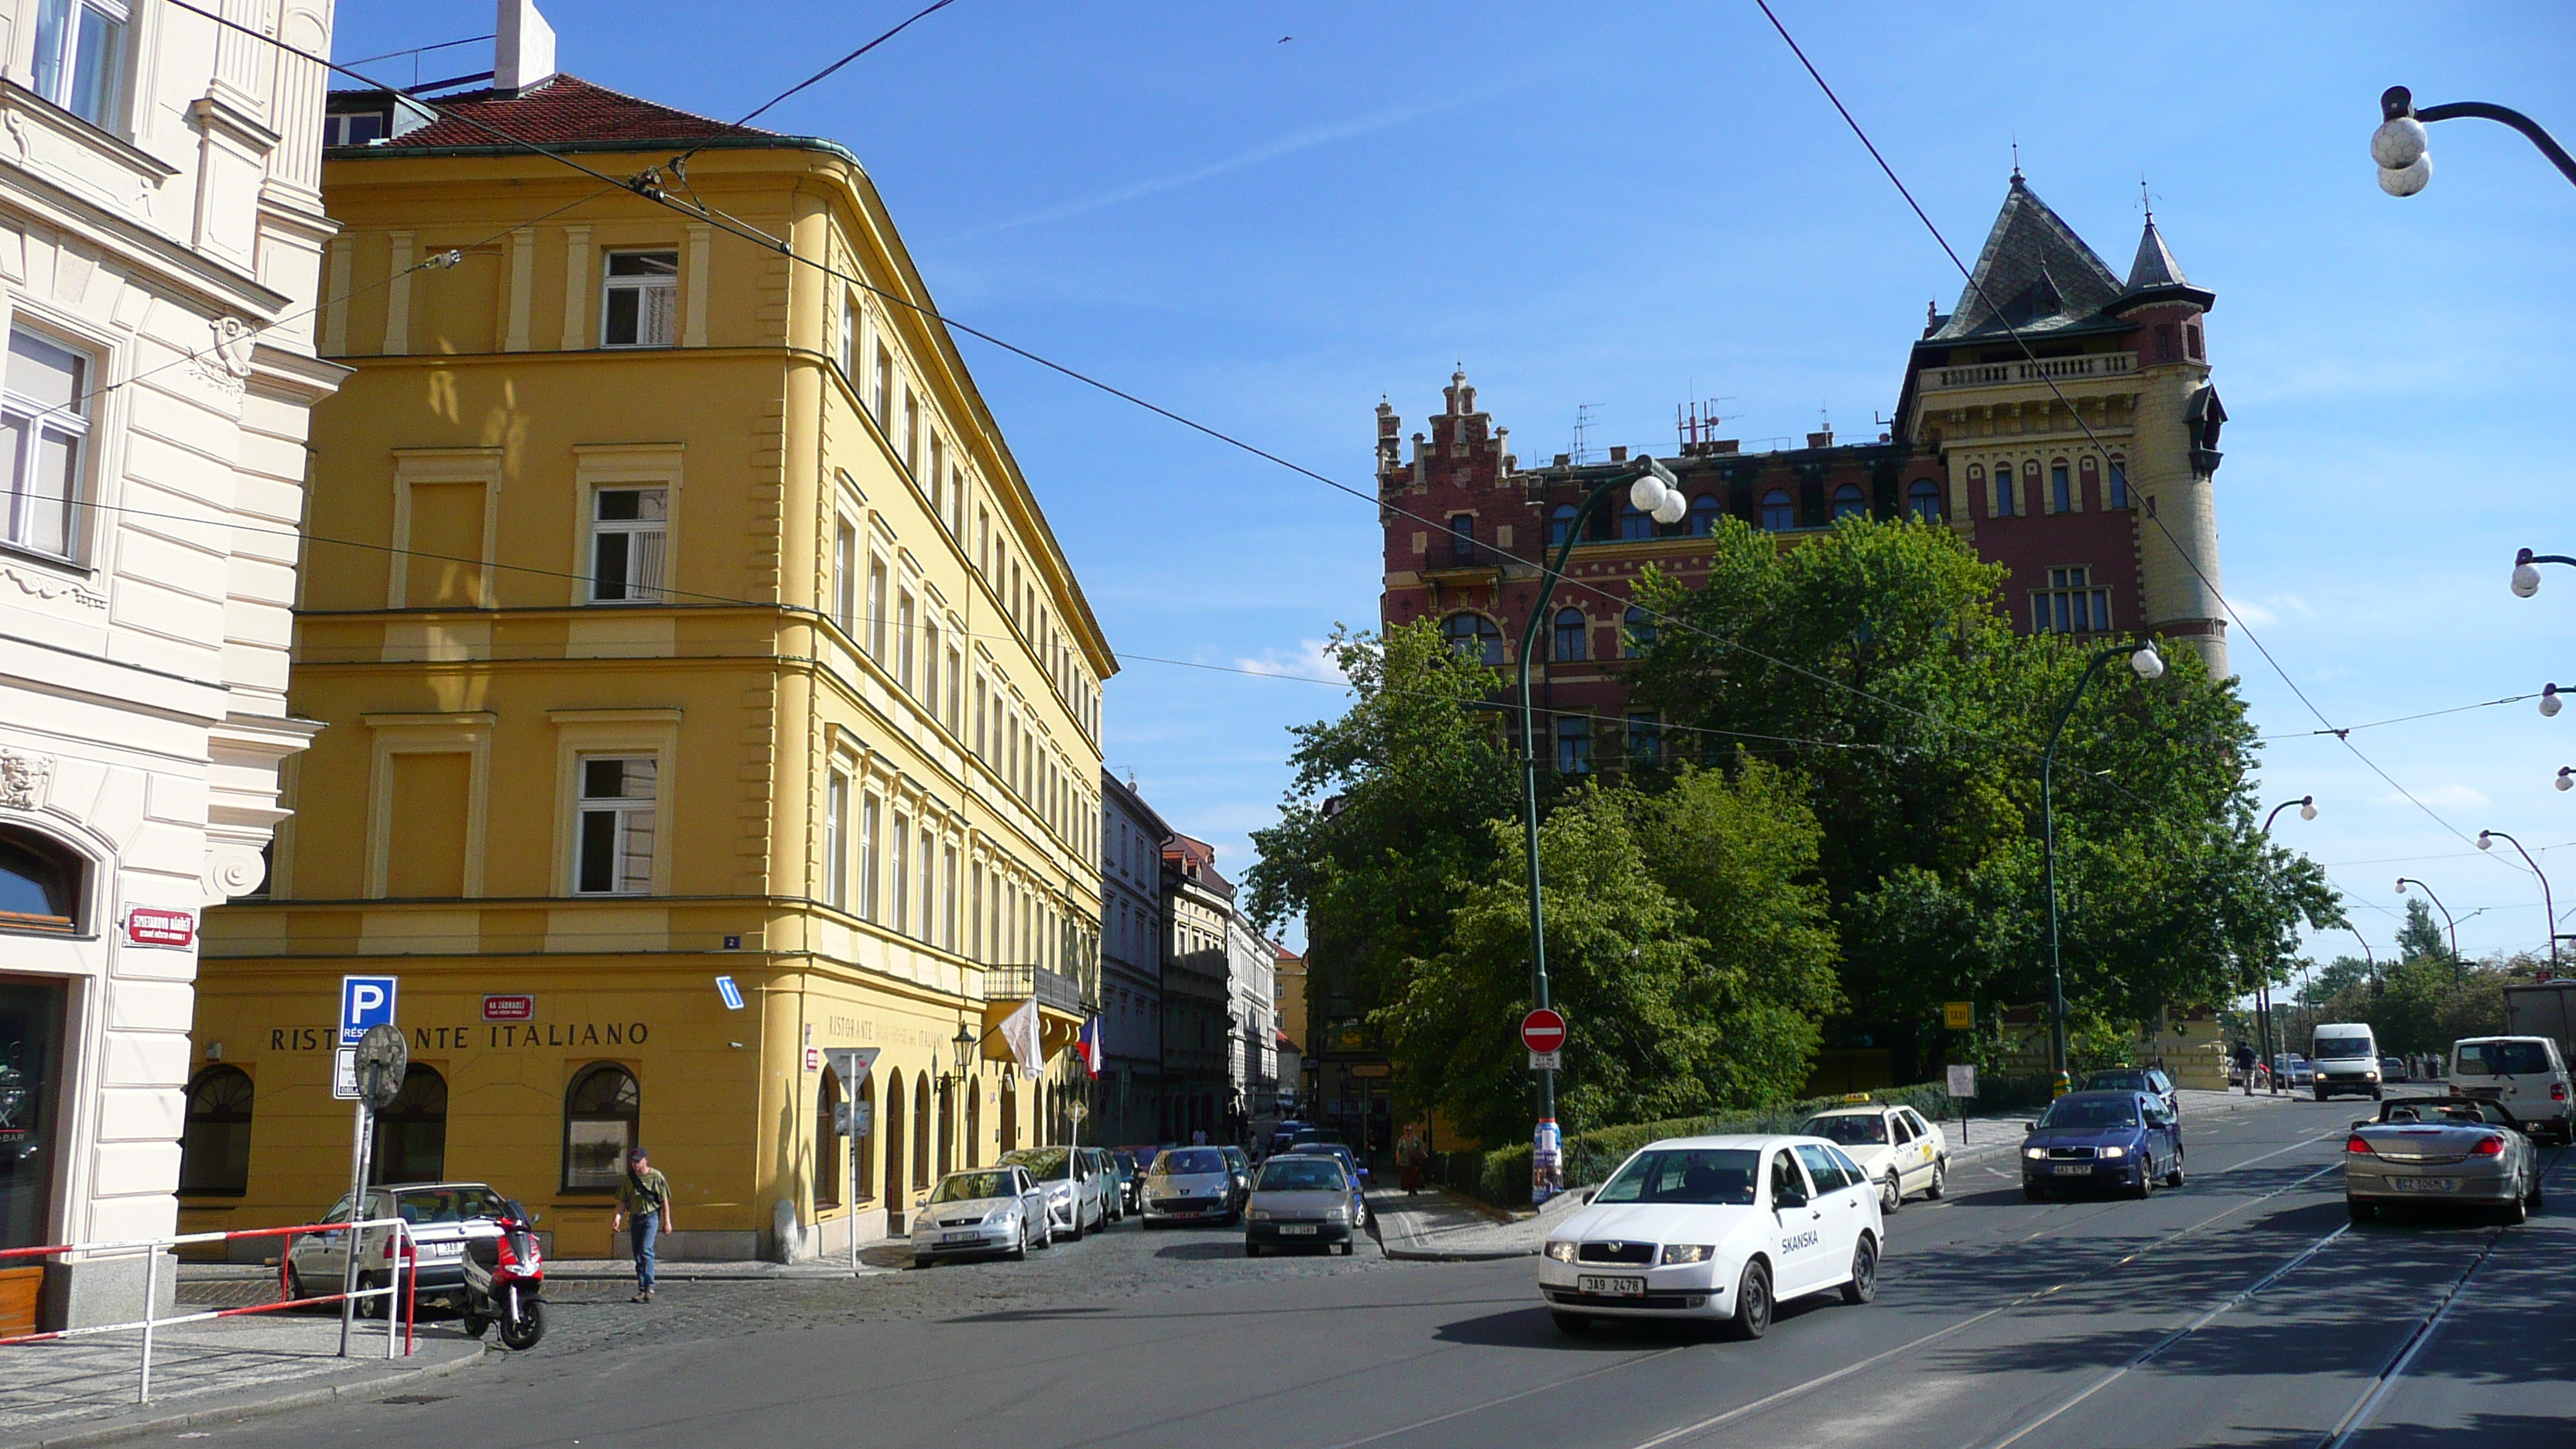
[1797,1104,1948,1212]
[1539,1135,1883,1340]
[2449,1036,2574,1143]
[999,1146,1111,1240]
[910,1166,1049,1267]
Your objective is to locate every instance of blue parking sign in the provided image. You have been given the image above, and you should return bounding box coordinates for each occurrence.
[340,975,399,1045]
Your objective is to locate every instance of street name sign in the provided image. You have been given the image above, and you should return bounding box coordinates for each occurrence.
[1520,1008,1567,1055]
[481,994,534,1022]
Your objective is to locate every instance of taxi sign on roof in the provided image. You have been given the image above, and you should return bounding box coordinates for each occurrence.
[1841,1092,1873,1104]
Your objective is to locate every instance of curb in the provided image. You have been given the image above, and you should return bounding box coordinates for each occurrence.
[2,1342,493,1449]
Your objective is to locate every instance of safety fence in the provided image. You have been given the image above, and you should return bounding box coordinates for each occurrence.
[0,1217,423,1404]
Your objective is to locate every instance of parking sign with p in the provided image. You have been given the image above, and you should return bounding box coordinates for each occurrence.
[340,975,399,1046]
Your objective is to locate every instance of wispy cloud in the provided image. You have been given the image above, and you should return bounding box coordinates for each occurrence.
[1231,638,1346,683]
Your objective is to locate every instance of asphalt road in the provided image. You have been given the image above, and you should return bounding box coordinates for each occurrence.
[176,1096,2574,1449]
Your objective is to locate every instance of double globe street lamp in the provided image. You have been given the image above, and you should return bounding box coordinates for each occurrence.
[2039,639,2167,1086]
[2372,86,2576,197]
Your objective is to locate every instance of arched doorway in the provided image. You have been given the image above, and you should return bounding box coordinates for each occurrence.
[882,1068,907,1229]
[910,1074,930,1192]
[853,1072,875,1205]
[370,1065,447,1184]
[999,1081,1018,1152]
[936,1077,954,1178]
[965,1087,981,1168]
[815,1069,842,1209]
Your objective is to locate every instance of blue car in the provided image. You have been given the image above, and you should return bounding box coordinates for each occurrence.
[2021,1091,2184,1201]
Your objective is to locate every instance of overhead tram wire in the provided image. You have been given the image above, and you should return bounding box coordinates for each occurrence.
[1749,0,2508,871]
[2257,691,2540,740]
[663,0,964,171]
[189,2,2180,810]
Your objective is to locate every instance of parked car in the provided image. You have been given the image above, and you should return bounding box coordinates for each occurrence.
[1141,1146,1239,1227]
[287,1181,516,1314]
[999,1146,1110,1240]
[2345,1095,2543,1224]
[2020,1091,2185,1201]
[1219,1146,1255,1210]
[1797,1104,1949,1212]
[1110,1150,1146,1214]
[2381,1056,2410,1084]
[1272,1147,1369,1230]
[910,1166,1049,1266]
[1540,1136,1882,1340]
[1245,1154,1359,1257]
[2272,1053,2314,1089]
[2080,1066,2181,1119]
[2448,1036,2574,1144]
[1267,1120,1313,1157]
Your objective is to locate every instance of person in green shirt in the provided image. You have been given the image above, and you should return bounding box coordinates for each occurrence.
[611,1147,673,1303]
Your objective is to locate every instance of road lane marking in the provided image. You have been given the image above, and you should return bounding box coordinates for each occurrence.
[1326,1345,1690,1449]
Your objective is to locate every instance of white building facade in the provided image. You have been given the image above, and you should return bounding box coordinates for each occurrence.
[0,0,341,1325]
[1223,911,1274,1135]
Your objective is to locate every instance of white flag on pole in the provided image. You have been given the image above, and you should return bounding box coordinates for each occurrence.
[1000,998,1043,1075]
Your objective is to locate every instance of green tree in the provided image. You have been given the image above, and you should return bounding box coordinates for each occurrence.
[2395,897,2452,968]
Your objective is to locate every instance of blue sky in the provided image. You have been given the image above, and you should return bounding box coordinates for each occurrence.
[331,2,2576,969]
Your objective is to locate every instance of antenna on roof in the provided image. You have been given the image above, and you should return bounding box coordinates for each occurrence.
[2010,136,2022,183]
[1570,403,1596,465]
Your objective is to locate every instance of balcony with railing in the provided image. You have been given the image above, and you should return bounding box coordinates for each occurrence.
[1921,351,2135,392]
[985,962,1088,1015]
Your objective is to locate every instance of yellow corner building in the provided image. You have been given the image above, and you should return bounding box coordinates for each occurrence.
[187,57,1112,1262]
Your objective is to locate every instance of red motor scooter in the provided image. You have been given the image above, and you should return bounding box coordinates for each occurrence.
[461,1198,546,1350]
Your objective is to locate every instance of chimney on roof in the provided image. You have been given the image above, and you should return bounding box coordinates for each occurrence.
[495,0,558,98]
[1807,430,1834,450]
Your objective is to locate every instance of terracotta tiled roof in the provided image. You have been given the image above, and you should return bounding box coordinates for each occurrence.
[376,74,769,150]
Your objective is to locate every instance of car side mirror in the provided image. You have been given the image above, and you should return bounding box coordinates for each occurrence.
[2023,1122,2036,1135]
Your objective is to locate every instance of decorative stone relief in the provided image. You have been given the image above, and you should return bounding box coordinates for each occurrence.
[201,842,267,900]
[190,316,256,395]
[0,749,54,810]
[0,565,104,610]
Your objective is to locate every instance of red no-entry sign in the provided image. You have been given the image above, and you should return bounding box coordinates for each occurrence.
[1522,1009,1567,1055]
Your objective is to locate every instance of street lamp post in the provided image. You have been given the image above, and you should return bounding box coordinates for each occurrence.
[2396,877,2463,984]
[2477,829,2557,970]
[1514,455,1685,1195]
[2248,795,2319,1096]
[2372,87,2576,197]
[2040,639,2168,1088]
[2262,795,2317,832]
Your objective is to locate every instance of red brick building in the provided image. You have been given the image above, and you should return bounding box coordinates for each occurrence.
[1377,174,2227,772]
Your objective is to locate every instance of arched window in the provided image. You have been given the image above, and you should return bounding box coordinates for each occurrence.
[936,1076,954,1178]
[179,1066,253,1197]
[1440,611,1502,666]
[1687,495,1721,536]
[1549,503,1578,547]
[371,1065,447,1185]
[816,1067,843,1208]
[966,1084,981,1169]
[2108,458,2131,509]
[1908,480,1942,522]
[999,1080,1018,1152]
[563,1063,639,1190]
[912,1074,930,1188]
[1995,467,2016,518]
[1623,606,1655,658]
[1553,608,1588,662]
[883,1068,908,1216]
[854,1070,875,1201]
[1759,488,1795,532]
[1619,501,1654,540]
[2050,460,2072,514]
[1831,483,1867,520]
[0,829,80,933]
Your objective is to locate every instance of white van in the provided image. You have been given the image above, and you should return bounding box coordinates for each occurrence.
[2311,1024,2382,1101]
[2448,1036,2574,1143]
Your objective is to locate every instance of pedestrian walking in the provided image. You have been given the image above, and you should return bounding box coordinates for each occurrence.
[2232,1041,2256,1098]
[611,1147,673,1303]
[1396,1125,1427,1196]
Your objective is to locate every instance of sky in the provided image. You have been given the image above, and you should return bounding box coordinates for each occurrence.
[327,2,2576,969]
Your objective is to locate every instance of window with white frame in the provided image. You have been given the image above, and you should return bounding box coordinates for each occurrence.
[927,433,945,515]
[891,814,911,935]
[0,328,92,561]
[896,587,916,691]
[601,252,678,348]
[866,557,888,659]
[872,344,892,423]
[923,619,941,715]
[941,843,957,950]
[825,769,848,909]
[859,794,881,921]
[945,646,963,731]
[917,824,935,943]
[832,518,856,633]
[588,487,667,602]
[574,756,657,895]
[31,0,129,132]
[839,297,858,381]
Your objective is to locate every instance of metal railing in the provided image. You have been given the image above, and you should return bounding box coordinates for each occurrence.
[1922,351,2136,392]
[985,962,1087,1014]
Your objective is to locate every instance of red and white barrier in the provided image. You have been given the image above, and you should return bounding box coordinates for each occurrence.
[0,1216,420,1403]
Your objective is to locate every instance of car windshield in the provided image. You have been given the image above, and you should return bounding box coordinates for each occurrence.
[1004,1149,1073,1181]
[1797,1115,1888,1146]
[2457,1041,2554,1076]
[1256,1159,1348,1192]
[1595,1149,1759,1207]
[2382,1100,2509,1127]
[1156,1149,1226,1176]
[2315,1036,2373,1060]
[389,1187,503,1225]
[2040,1097,2139,1130]
[2083,1071,2148,1091]
[1113,1153,1136,1173]
[932,1172,1015,1203]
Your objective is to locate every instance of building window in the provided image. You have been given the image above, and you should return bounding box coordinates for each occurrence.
[2108,460,2130,509]
[896,588,916,692]
[1995,468,2016,518]
[0,829,80,932]
[825,770,849,909]
[872,344,892,422]
[927,433,946,516]
[866,557,888,659]
[574,756,657,895]
[1553,608,1588,662]
[1831,484,1867,521]
[816,1068,842,1208]
[838,298,857,381]
[1759,488,1795,532]
[918,824,937,943]
[1908,480,1942,522]
[589,487,668,603]
[892,815,910,936]
[178,1066,254,1197]
[31,0,128,131]
[2,329,92,561]
[2033,566,2112,635]
[859,796,881,922]
[923,620,941,714]
[942,844,958,950]
[1684,494,1720,537]
[1625,711,1661,764]
[369,1066,447,1185]
[902,388,920,474]
[1554,714,1591,774]
[2184,322,2204,361]
[2050,461,2072,515]
[945,646,963,732]
[1548,503,1579,547]
[1619,501,1656,540]
[563,1063,639,1190]
[831,518,856,632]
[1622,605,1654,657]
[1447,512,1475,563]
[601,251,678,348]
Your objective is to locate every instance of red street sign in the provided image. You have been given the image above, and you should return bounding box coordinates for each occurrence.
[481,994,534,1022]
[1522,1008,1567,1054]
[124,906,195,949]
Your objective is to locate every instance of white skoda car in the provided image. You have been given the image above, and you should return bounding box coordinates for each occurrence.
[1538,1135,1882,1340]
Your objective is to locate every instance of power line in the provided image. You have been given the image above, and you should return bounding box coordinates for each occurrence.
[668,0,961,166]
[2256,693,2539,741]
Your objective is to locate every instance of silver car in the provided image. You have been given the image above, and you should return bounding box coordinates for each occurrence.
[910,1166,1048,1266]
[1141,1146,1238,1227]
[999,1147,1110,1240]
[286,1181,512,1313]
[1244,1153,1359,1256]
[2345,1096,2543,1224]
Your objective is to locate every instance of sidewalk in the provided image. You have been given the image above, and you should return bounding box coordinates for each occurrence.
[1369,1086,2303,1262]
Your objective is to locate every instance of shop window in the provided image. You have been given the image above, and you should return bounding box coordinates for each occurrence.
[999,1078,1018,1152]
[937,1077,954,1177]
[574,755,657,896]
[816,1069,842,1208]
[1623,606,1654,658]
[965,1088,981,1168]
[1553,608,1588,663]
[1688,494,1721,536]
[1909,480,1942,523]
[2,327,94,561]
[178,1066,253,1197]
[0,830,80,933]
[0,977,67,1250]
[588,487,667,603]
[30,0,129,132]
[369,1065,447,1185]
[562,1063,639,1190]
[601,251,677,348]
[1831,484,1867,520]
[1759,488,1795,532]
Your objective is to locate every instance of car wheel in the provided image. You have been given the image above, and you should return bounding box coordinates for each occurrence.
[1245,1241,1262,1258]
[1067,1214,1084,1243]
[913,1255,933,1269]
[1550,1310,1591,1334]
[1338,1240,1355,1257]
[2166,1157,2186,1189]
[1841,1233,1879,1305]
[2370,1088,2383,1101]
[2314,1087,2329,1102]
[2132,1156,2156,1199]
[1925,1160,1946,1201]
[355,1272,385,1318]
[1720,1259,1772,1341]
[284,1264,314,1307]
[2527,1173,2546,1209]
[1009,1223,1029,1262]
[2347,1197,2373,1224]
[2023,1183,2047,1203]
[1036,1220,1053,1249]
[2501,1189,2528,1227]
[1879,1174,1902,1214]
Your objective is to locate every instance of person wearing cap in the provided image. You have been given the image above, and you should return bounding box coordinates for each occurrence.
[611,1147,673,1303]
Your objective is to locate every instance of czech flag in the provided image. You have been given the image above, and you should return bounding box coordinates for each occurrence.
[1077,1016,1103,1078]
